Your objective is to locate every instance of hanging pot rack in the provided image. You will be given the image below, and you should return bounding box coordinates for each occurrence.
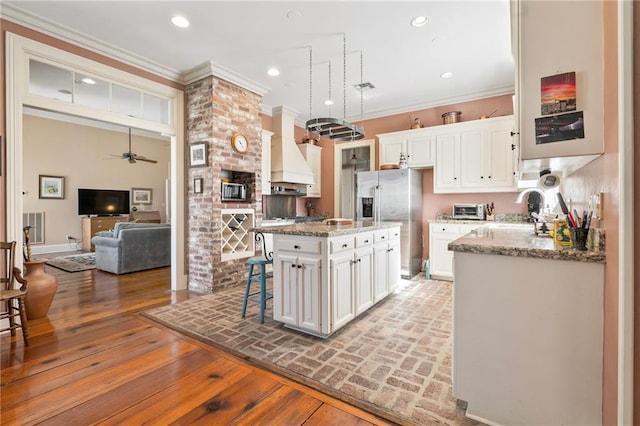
[305,33,365,142]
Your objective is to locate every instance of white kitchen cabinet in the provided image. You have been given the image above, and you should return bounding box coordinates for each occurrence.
[517,1,603,165]
[434,115,517,193]
[330,251,356,330]
[354,245,374,315]
[435,133,460,191]
[298,143,322,198]
[429,222,479,280]
[261,130,273,195]
[387,236,401,293]
[378,130,435,168]
[271,226,401,337]
[273,239,322,333]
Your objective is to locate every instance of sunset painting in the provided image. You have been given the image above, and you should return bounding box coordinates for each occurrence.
[540,71,576,115]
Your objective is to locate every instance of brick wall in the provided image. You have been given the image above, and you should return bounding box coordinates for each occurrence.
[186,76,264,292]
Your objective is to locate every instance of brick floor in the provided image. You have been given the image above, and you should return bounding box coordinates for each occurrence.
[144,274,481,426]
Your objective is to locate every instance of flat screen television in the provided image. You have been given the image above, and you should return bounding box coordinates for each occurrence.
[78,189,130,216]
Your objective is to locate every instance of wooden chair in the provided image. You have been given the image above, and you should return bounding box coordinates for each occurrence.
[1,241,29,346]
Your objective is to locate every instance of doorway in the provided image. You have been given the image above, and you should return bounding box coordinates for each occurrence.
[333,140,375,219]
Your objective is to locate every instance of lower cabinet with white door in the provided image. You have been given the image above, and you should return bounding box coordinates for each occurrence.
[429,222,481,280]
[267,223,400,337]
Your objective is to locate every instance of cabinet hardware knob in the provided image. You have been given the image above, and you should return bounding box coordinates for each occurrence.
[510,131,519,137]
[488,175,492,179]
[358,258,362,262]
[294,245,300,249]
[342,243,348,248]
[381,236,385,239]
[442,228,446,231]
[388,248,393,252]
[480,176,484,179]
[454,177,457,180]
[291,264,296,268]
[297,265,302,269]
[364,240,369,243]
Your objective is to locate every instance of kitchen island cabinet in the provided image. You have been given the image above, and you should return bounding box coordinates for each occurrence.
[449,224,604,425]
[252,221,401,337]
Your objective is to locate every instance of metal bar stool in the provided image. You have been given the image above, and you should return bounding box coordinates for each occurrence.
[241,232,273,324]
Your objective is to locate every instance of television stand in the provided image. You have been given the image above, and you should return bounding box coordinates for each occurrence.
[81,216,129,251]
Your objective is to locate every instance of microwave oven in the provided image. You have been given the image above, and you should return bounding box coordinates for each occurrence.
[222,182,247,202]
[452,203,485,220]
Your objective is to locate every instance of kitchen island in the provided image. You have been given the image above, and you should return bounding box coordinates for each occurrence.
[252,221,401,337]
[449,223,605,426]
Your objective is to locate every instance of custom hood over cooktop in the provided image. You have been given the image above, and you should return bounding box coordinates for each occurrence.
[270,106,314,185]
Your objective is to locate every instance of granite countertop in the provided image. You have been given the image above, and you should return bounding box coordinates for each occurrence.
[251,221,401,237]
[448,223,605,263]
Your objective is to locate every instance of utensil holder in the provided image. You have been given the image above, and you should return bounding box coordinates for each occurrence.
[569,228,589,250]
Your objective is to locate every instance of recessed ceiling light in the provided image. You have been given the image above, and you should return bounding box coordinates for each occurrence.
[81,78,96,85]
[287,10,302,19]
[171,15,190,28]
[411,16,429,27]
[440,71,454,79]
[324,99,334,106]
[267,68,280,77]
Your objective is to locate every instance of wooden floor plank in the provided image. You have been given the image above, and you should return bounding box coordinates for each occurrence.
[233,386,323,425]
[171,371,284,424]
[100,357,252,425]
[305,404,377,425]
[43,348,221,425]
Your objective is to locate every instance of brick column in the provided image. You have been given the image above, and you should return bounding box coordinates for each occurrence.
[185,75,264,292]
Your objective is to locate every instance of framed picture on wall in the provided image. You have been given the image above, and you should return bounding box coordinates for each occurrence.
[189,142,208,167]
[39,175,65,199]
[194,178,203,194]
[131,187,153,205]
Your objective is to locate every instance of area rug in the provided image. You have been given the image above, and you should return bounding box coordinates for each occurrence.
[142,275,479,426]
[45,253,96,272]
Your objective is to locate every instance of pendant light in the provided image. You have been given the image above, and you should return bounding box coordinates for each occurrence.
[306,34,365,141]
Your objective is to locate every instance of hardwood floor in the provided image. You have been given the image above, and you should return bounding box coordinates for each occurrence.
[1,260,393,425]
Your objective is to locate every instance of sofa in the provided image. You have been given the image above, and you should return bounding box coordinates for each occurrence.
[91,222,170,274]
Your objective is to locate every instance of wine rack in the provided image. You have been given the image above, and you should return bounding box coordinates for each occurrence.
[221,208,255,261]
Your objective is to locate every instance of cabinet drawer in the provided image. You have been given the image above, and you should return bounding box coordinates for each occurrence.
[355,233,373,247]
[373,230,389,243]
[388,228,401,240]
[279,238,322,254]
[432,223,459,234]
[330,236,355,254]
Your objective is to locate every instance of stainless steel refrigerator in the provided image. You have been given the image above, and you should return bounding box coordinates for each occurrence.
[356,169,423,278]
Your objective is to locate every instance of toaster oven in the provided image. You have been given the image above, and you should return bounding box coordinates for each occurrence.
[452,203,485,220]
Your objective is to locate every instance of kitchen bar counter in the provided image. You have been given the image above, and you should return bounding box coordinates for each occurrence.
[448,223,605,263]
[252,220,401,237]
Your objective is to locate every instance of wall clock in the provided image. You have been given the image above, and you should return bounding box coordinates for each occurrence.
[231,132,248,154]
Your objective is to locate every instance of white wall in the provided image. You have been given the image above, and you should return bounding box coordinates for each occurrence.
[22,114,170,250]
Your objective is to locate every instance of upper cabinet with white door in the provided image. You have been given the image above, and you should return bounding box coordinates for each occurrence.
[298,143,322,198]
[261,130,273,195]
[378,129,435,168]
[434,115,517,193]
[515,0,604,175]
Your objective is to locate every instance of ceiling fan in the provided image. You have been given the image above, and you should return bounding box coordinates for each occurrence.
[109,128,158,164]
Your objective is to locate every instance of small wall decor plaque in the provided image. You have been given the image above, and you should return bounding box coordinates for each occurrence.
[131,187,152,205]
[189,142,208,167]
[39,175,64,199]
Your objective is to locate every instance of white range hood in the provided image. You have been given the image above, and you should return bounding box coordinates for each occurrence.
[270,106,314,185]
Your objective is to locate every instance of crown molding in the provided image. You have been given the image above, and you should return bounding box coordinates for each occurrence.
[2,3,182,82]
[182,61,270,97]
[263,84,515,128]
